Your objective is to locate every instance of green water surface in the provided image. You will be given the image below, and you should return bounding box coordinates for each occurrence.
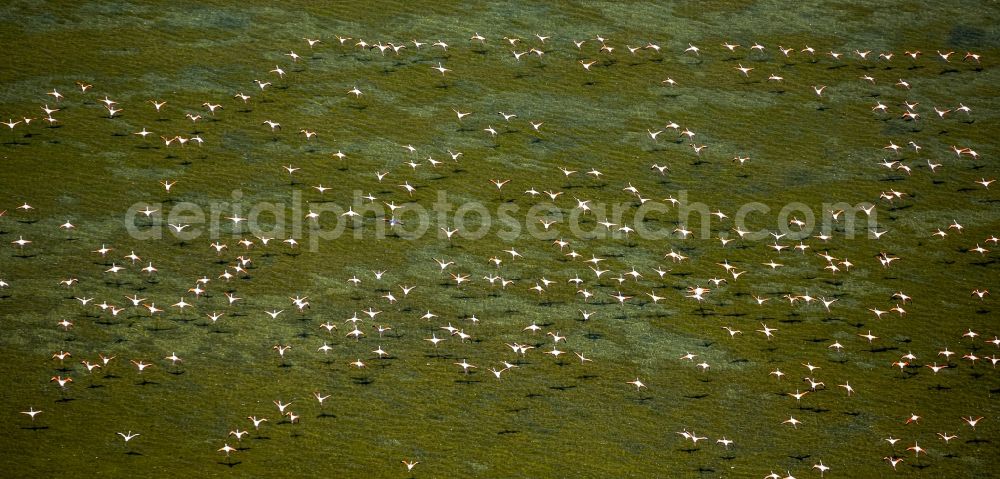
[1,1,998,477]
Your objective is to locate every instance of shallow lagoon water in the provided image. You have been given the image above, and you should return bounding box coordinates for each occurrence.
[0,1,998,477]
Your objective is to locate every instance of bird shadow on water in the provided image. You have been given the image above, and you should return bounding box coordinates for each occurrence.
[351,376,373,385]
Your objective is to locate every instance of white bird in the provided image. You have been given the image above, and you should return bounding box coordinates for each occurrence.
[432,62,450,75]
[20,407,42,421]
